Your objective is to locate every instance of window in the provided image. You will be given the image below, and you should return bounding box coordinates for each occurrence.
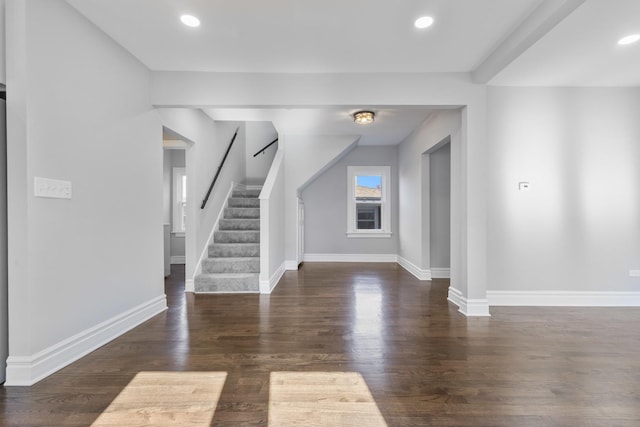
[347,166,391,238]
[172,167,187,234]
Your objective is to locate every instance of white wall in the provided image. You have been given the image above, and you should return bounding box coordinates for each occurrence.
[301,146,399,256]
[157,109,246,285]
[259,149,285,292]
[487,87,640,293]
[6,0,165,384]
[430,143,451,268]
[246,121,277,186]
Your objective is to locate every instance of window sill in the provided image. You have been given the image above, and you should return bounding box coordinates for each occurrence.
[346,231,392,239]
[171,232,185,238]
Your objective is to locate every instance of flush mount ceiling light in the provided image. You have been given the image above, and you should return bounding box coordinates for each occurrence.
[353,111,375,125]
[414,16,434,29]
[180,14,201,28]
[618,34,640,45]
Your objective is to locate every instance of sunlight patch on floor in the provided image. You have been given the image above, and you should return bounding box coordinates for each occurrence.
[269,372,387,427]
[91,371,227,427]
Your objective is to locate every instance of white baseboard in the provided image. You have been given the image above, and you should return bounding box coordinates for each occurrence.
[185,279,195,293]
[260,262,285,294]
[285,260,299,270]
[431,268,450,279]
[5,295,167,386]
[487,290,640,307]
[303,253,398,263]
[170,256,185,264]
[397,256,431,281]
[448,287,491,317]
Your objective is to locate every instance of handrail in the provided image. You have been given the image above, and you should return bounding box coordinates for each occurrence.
[201,128,239,209]
[253,137,278,157]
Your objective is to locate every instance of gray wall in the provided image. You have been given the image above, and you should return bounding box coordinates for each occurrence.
[301,146,398,255]
[6,0,165,384]
[429,143,451,268]
[487,87,640,292]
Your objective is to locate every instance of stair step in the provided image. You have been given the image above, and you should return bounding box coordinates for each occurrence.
[219,219,260,230]
[232,189,261,198]
[228,197,260,208]
[209,243,260,258]
[202,257,260,274]
[214,230,259,243]
[225,208,260,219]
[194,273,259,293]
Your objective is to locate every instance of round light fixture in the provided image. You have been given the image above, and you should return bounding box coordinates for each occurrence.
[414,16,434,29]
[618,34,640,45]
[353,111,375,125]
[180,14,201,28]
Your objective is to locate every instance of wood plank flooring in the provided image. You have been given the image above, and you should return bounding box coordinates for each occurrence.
[1,263,640,426]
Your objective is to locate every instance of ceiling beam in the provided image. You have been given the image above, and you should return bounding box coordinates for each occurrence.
[472,0,586,84]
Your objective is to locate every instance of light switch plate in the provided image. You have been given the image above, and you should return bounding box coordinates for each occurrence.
[630,270,640,277]
[518,182,530,191]
[34,177,72,199]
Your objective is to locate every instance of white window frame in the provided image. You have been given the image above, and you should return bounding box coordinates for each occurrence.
[172,167,186,235]
[347,166,391,238]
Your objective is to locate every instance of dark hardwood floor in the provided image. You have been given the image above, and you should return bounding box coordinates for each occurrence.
[1,263,639,426]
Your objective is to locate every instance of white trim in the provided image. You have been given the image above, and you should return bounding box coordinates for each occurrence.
[285,260,300,270]
[448,287,491,317]
[346,231,392,238]
[487,290,640,307]
[185,279,194,293]
[193,182,235,281]
[171,231,185,237]
[431,268,450,279]
[260,262,286,294]
[347,166,392,237]
[172,167,187,233]
[5,295,167,386]
[304,253,397,263]
[170,256,185,264]
[397,256,431,280]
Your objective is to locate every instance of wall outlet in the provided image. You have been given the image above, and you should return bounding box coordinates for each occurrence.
[630,270,640,277]
[34,177,72,199]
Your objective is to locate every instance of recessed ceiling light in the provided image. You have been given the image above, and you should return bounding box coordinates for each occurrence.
[180,14,201,28]
[618,34,640,45]
[414,16,434,29]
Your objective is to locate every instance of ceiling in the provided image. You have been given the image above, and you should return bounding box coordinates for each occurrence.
[204,108,435,146]
[65,0,640,144]
[493,0,640,86]
[65,0,542,73]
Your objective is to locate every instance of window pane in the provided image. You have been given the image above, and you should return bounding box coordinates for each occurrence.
[355,175,382,201]
[356,204,381,230]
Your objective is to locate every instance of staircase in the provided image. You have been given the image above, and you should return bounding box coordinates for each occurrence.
[195,188,261,293]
